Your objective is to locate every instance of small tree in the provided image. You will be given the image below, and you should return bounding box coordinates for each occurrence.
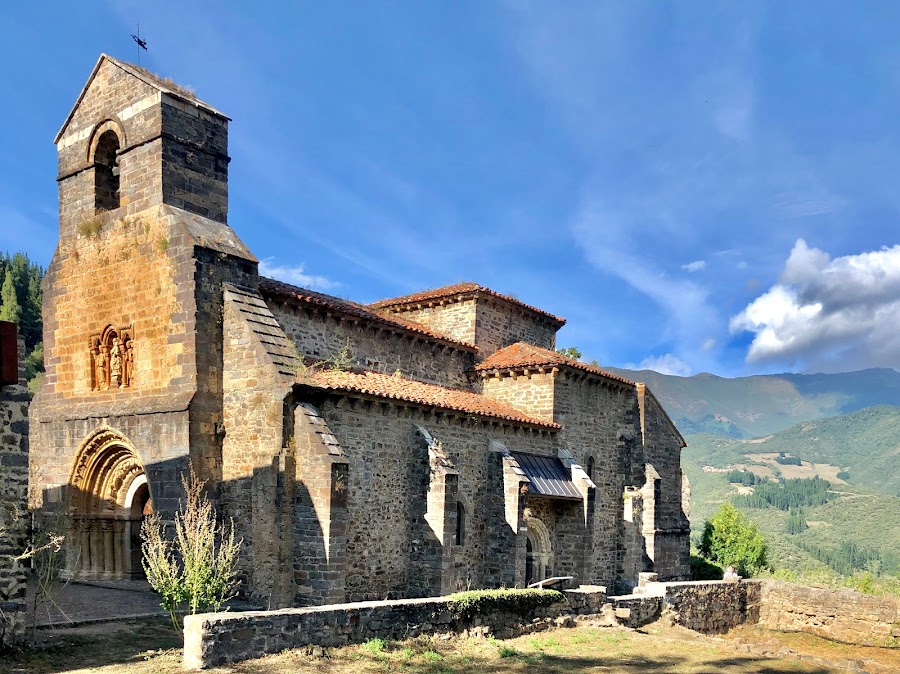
[141,466,241,629]
[699,502,768,577]
[556,346,583,360]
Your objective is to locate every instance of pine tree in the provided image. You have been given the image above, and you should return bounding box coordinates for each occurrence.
[23,268,43,348]
[0,268,21,325]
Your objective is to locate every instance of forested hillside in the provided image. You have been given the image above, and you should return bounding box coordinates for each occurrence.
[684,406,900,498]
[0,251,44,389]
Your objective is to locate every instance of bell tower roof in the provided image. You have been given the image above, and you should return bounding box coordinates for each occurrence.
[54,54,228,144]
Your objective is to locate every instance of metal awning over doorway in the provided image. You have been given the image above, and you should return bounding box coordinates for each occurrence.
[510,452,582,500]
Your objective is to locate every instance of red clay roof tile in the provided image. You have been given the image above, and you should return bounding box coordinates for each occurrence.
[259,277,477,352]
[369,282,566,327]
[475,342,635,386]
[303,369,560,429]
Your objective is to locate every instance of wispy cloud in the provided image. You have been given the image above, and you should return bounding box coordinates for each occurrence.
[258,258,339,291]
[730,239,900,371]
[626,353,693,377]
[682,260,707,273]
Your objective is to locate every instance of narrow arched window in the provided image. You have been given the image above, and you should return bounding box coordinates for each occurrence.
[455,501,465,546]
[586,456,595,481]
[94,130,121,211]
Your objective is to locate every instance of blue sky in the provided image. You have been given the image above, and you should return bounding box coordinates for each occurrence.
[2,1,899,377]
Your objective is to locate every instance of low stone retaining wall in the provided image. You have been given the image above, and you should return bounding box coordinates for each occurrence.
[758,580,900,647]
[606,593,663,628]
[663,580,761,634]
[183,579,898,668]
[184,587,606,669]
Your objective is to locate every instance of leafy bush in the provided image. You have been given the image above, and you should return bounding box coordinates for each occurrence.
[775,454,802,466]
[699,503,768,576]
[446,588,563,621]
[689,554,724,580]
[837,470,850,481]
[141,466,242,629]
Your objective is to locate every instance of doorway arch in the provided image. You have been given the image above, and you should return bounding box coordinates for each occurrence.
[68,428,151,580]
[524,516,552,585]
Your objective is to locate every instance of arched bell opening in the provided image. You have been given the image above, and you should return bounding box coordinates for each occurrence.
[68,428,151,581]
[92,129,121,211]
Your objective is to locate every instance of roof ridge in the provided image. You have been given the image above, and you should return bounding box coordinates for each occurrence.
[302,368,559,429]
[55,54,228,144]
[258,276,478,352]
[369,282,566,327]
[475,342,635,386]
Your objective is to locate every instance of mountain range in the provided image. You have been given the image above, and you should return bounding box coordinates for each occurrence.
[605,366,900,438]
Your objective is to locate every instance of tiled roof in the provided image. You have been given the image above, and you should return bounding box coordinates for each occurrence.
[302,369,560,429]
[258,277,477,352]
[369,282,566,327]
[475,342,635,386]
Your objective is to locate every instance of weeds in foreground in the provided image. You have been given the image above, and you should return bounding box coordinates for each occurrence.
[141,465,242,630]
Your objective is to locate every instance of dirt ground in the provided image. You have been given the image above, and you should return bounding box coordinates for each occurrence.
[3,616,898,674]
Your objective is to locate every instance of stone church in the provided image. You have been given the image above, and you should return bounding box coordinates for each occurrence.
[30,54,690,607]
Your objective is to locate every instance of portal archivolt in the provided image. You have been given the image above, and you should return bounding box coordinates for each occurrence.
[68,428,151,580]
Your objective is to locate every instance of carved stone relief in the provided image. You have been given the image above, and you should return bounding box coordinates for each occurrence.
[89,324,135,390]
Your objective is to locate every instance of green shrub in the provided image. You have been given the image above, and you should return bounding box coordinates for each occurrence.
[690,554,724,580]
[446,588,564,621]
[141,466,241,629]
[699,503,768,576]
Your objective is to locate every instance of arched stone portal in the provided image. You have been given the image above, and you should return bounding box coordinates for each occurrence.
[524,516,553,585]
[67,428,151,580]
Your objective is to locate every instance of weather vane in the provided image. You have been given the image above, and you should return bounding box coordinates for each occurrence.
[131,23,148,66]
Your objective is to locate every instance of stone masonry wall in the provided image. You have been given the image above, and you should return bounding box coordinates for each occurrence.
[269,302,474,389]
[553,372,639,588]
[388,300,478,347]
[221,286,293,605]
[758,580,900,647]
[637,386,690,580]
[388,297,558,361]
[184,587,607,669]
[0,333,29,646]
[474,299,557,359]
[662,580,761,634]
[57,59,164,232]
[159,98,229,223]
[480,370,555,422]
[304,395,556,601]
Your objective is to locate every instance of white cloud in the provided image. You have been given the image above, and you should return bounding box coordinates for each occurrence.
[627,353,693,377]
[258,258,339,291]
[730,239,900,371]
[681,260,707,273]
[702,338,716,352]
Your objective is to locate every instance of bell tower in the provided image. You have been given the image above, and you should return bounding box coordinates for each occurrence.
[55,54,231,236]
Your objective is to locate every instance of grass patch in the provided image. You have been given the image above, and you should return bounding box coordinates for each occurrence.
[7,618,888,673]
[361,637,387,654]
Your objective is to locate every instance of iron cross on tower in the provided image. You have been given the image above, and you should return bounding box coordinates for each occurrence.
[131,23,148,66]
